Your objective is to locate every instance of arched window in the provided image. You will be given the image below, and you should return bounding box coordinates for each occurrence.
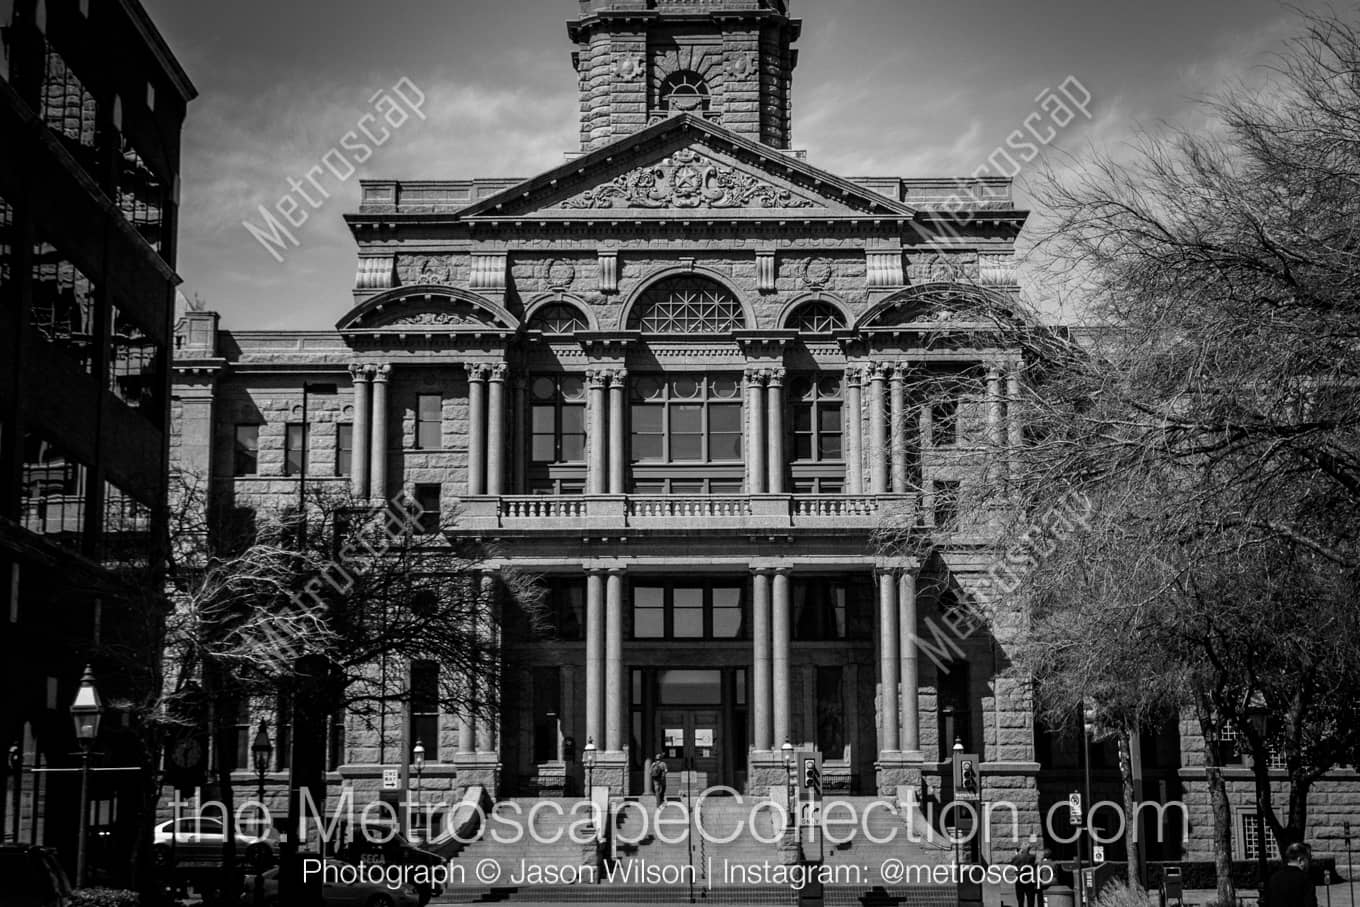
[659,70,711,114]
[628,276,745,334]
[786,301,847,334]
[527,302,589,335]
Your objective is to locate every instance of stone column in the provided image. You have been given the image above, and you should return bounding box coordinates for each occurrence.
[752,569,772,752]
[868,364,889,494]
[766,367,786,494]
[350,364,372,499]
[369,364,390,502]
[845,366,863,494]
[772,567,792,747]
[746,369,767,494]
[585,569,605,749]
[486,364,507,496]
[467,365,489,496]
[608,370,627,495]
[477,573,497,754]
[605,568,624,754]
[1008,366,1023,481]
[512,377,528,494]
[987,364,1005,451]
[889,365,907,494]
[587,370,608,495]
[898,570,920,754]
[878,568,900,754]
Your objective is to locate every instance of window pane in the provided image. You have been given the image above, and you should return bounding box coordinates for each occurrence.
[531,406,555,432]
[532,436,556,462]
[671,481,704,494]
[561,434,586,463]
[632,405,663,432]
[793,407,814,432]
[657,670,722,705]
[673,587,703,638]
[633,587,665,638]
[561,405,585,435]
[417,422,441,450]
[632,405,664,461]
[712,587,743,638]
[336,425,353,476]
[710,404,741,433]
[710,481,743,494]
[418,394,441,421]
[671,404,702,434]
[234,425,259,476]
[284,425,303,476]
[819,405,842,433]
[710,431,743,460]
[672,435,703,461]
[794,436,814,460]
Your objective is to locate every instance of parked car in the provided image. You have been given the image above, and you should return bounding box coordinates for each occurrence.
[152,815,273,870]
[242,858,421,907]
[336,828,444,906]
[0,843,73,907]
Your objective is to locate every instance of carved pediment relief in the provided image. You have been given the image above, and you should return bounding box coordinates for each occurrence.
[560,147,817,211]
[338,287,519,333]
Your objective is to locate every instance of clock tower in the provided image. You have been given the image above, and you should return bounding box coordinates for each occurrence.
[568,0,801,151]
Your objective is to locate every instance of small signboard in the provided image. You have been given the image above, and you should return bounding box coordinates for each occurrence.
[1068,792,1082,825]
[1093,844,1106,864]
[382,768,400,790]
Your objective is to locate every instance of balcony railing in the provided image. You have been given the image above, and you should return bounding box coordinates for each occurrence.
[460,493,916,532]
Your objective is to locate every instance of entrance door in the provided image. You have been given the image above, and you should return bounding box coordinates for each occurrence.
[657,708,720,793]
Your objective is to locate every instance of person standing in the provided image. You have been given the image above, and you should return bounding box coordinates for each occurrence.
[1009,842,1039,907]
[1267,842,1319,907]
[650,752,669,803]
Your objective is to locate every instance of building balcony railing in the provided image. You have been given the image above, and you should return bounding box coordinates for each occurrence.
[458,493,916,532]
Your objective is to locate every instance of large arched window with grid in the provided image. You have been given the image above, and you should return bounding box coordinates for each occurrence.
[627,276,746,334]
[527,302,589,335]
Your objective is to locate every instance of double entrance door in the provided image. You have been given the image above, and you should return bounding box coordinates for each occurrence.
[656,708,720,794]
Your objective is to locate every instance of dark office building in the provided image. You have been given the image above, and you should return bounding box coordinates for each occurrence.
[0,0,194,885]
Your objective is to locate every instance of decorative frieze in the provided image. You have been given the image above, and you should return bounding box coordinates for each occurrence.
[561,148,816,210]
[395,254,455,287]
[979,252,1019,288]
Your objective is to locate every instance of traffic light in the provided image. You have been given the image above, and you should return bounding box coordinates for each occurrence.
[803,757,822,798]
[1083,701,1099,737]
[960,759,978,794]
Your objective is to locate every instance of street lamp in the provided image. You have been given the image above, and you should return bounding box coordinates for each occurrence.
[251,722,273,805]
[952,738,964,867]
[7,743,21,844]
[582,737,596,799]
[1246,698,1271,906]
[70,665,103,888]
[412,740,425,844]
[781,739,795,834]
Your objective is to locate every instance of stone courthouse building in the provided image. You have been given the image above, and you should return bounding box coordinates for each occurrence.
[171,0,1357,870]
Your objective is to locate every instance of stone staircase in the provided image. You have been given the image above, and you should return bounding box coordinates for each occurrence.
[430,793,955,905]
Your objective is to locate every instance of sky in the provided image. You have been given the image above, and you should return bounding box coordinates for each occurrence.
[137,0,1336,329]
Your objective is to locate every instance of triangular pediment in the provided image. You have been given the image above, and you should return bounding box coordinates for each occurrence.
[457,114,916,220]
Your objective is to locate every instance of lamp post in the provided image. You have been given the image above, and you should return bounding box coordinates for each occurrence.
[7,743,21,843]
[70,665,103,888]
[251,722,273,806]
[952,738,964,869]
[411,740,425,845]
[1246,700,1271,906]
[582,738,596,801]
[781,739,795,837]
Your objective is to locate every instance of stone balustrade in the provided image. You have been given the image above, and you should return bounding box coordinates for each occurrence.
[458,493,916,532]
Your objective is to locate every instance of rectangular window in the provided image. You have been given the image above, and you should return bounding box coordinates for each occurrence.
[31,240,97,373]
[275,689,292,771]
[792,577,873,641]
[550,579,586,641]
[414,484,440,534]
[284,424,304,476]
[410,661,439,762]
[932,400,960,447]
[416,394,442,450]
[633,586,666,639]
[336,424,354,476]
[528,375,588,494]
[630,581,747,640]
[532,668,562,764]
[1240,813,1263,861]
[20,432,86,549]
[232,701,251,773]
[109,305,164,418]
[118,139,165,253]
[934,480,961,529]
[234,425,260,476]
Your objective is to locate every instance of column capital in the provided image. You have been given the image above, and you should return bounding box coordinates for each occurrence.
[586,368,610,388]
[372,363,391,382]
[766,366,786,386]
[749,565,774,577]
[845,364,865,387]
[349,363,372,382]
[467,363,492,382]
[607,368,629,386]
[866,361,889,383]
[890,362,912,383]
[489,363,509,383]
[771,565,793,577]
[744,367,768,385]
